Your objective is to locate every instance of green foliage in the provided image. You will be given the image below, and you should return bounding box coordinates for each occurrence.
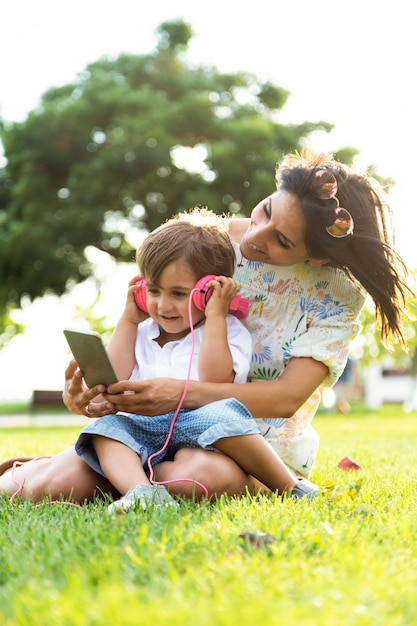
[0,19,339,339]
[0,304,23,349]
[0,410,416,625]
[355,289,417,369]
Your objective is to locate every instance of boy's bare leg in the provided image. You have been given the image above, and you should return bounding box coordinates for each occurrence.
[215,434,296,494]
[92,436,150,495]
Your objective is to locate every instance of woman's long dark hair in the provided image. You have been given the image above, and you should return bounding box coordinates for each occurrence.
[276,150,414,346]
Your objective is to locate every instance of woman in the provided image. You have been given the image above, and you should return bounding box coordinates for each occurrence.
[1,150,412,502]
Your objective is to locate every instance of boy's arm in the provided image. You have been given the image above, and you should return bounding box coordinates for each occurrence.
[198,277,237,383]
[107,277,148,380]
[199,314,234,382]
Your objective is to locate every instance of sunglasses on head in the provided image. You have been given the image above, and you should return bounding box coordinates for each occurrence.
[312,169,354,238]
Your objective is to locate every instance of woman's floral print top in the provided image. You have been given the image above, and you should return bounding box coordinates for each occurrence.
[233,243,366,476]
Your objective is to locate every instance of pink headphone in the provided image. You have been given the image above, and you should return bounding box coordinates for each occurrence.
[134,275,250,319]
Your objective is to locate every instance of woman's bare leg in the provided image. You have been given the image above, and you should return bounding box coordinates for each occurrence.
[0,445,119,503]
[153,448,268,499]
[1,446,268,504]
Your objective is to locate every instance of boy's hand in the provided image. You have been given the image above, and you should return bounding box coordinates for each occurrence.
[122,275,149,324]
[204,276,237,317]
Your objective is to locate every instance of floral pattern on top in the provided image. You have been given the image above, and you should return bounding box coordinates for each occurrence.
[233,243,366,477]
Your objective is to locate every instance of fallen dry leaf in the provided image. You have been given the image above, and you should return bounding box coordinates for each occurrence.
[337,456,361,471]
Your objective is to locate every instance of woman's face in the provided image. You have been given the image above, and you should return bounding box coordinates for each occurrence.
[239,190,313,266]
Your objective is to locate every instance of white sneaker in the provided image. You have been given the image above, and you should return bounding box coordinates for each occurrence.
[107,484,178,513]
[290,477,320,500]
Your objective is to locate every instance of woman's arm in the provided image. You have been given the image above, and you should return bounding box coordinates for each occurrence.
[104,356,328,418]
[189,357,328,417]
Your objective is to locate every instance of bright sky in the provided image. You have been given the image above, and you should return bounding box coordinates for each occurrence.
[0,0,416,400]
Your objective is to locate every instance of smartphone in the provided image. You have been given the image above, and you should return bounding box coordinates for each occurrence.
[63,328,118,388]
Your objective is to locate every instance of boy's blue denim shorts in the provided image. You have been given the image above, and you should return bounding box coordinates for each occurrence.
[75,398,260,477]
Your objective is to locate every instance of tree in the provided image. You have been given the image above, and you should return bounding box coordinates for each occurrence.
[0,19,350,345]
[356,293,417,368]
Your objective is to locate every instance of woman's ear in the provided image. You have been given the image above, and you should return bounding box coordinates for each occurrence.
[308,257,330,267]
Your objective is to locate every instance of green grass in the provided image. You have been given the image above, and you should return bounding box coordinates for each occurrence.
[1,407,416,625]
[0,402,32,415]
[0,402,70,416]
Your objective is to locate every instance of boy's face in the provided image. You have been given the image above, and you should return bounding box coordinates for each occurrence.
[144,260,205,341]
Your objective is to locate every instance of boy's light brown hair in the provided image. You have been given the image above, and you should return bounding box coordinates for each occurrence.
[137,207,235,283]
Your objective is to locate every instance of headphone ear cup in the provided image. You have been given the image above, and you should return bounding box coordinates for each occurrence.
[134,279,148,313]
[192,274,216,311]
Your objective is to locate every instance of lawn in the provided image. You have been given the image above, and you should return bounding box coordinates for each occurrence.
[0,406,416,625]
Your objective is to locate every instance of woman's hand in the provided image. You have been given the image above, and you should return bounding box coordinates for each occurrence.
[103,378,186,416]
[63,359,116,417]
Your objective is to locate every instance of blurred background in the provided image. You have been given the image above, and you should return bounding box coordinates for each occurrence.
[0,0,416,407]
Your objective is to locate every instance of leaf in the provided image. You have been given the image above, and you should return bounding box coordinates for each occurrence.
[338,456,361,471]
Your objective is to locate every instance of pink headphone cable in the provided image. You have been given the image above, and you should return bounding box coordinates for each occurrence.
[146,287,209,500]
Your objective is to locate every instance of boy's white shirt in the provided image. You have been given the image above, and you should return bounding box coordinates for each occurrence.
[130,315,252,384]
